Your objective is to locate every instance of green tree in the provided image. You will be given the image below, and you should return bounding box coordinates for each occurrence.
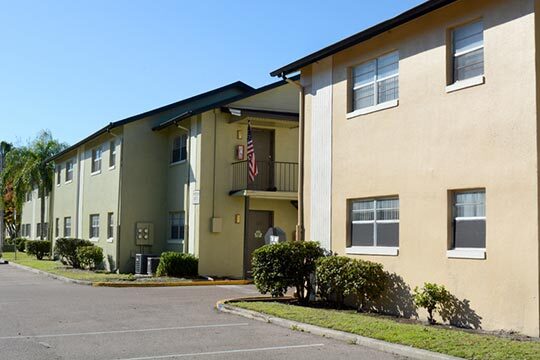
[1,131,67,240]
[0,141,13,248]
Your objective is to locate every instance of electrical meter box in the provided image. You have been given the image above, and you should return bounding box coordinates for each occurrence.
[135,222,154,246]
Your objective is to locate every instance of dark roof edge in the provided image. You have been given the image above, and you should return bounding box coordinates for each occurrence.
[152,75,300,131]
[270,0,458,77]
[47,81,253,163]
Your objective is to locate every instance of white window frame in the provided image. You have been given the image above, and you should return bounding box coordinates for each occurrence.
[347,197,399,256]
[64,217,72,238]
[91,147,102,175]
[168,211,185,244]
[109,141,116,169]
[56,165,61,186]
[447,190,486,259]
[348,51,399,118]
[171,135,187,165]
[65,160,74,183]
[89,214,100,241]
[447,20,485,92]
[107,212,114,242]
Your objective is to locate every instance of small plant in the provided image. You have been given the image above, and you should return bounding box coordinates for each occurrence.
[54,238,94,268]
[25,240,51,260]
[156,252,198,277]
[77,246,104,270]
[413,282,451,324]
[252,241,325,304]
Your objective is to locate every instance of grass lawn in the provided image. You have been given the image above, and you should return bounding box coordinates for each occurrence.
[234,301,540,360]
[1,252,134,282]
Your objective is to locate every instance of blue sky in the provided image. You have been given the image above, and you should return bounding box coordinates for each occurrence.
[0,0,424,146]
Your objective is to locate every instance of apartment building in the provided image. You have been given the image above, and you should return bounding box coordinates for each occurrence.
[271,0,540,337]
[47,78,299,276]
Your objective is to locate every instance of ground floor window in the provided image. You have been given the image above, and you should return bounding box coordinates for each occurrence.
[21,224,31,238]
[64,217,72,237]
[349,197,399,249]
[107,212,114,240]
[90,214,100,239]
[452,190,485,249]
[169,212,185,242]
[55,218,59,238]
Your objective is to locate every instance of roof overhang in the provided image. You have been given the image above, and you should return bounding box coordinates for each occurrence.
[222,107,299,123]
[270,0,458,77]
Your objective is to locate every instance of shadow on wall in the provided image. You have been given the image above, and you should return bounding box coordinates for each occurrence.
[440,294,483,330]
[375,272,418,318]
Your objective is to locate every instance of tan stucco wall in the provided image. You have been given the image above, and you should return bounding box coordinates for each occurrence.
[303,0,540,336]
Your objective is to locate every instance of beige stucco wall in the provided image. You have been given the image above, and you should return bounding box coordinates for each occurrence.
[303,0,540,336]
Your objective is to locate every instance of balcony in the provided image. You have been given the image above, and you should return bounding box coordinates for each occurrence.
[230,160,298,199]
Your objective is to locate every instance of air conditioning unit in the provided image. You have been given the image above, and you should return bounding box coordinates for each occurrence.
[135,254,158,274]
[147,257,160,276]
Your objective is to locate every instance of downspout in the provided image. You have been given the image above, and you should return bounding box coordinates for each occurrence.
[107,126,122,272]
[283,75,305,241]
[175,122,191,254]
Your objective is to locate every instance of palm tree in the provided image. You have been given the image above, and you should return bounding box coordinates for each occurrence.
[1,131,67,240]
[0,141,13,248]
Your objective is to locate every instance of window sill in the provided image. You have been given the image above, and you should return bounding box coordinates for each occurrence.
[446,76,485,93]
[89,238,99,243]
[106,238,114,243]
[170,160,187,167]
[90,171,101,176]
[346,99,399,119]
[346,246,399,256]
[447,248,486,260]
[167,239,184,244]
[109,166,116,170]
[65,180,73,185]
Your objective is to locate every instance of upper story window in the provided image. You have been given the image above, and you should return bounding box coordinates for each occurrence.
[65,160,74,182]
[25,192,31,202]
[91,147,102,174]
[352,51,399,112]
[109,141,116,168]
[56,165,61,185]
[452,21,484,83]
[348,197,399,255]
[171,135,187,164]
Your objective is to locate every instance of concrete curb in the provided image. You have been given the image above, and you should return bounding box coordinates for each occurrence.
[7,262,92,286]
[93,280,253,288]
[216,300,464,360]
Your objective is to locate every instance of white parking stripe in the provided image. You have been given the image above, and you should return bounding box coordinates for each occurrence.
[0,323,249,340]
[115,343,326,360]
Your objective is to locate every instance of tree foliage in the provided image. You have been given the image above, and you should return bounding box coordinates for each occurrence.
[413,282,451,324]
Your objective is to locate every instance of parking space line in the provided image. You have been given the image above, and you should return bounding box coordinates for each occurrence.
[0,323,249,340]
[115,343,326,360]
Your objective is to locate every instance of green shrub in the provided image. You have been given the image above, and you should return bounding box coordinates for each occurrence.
[316,256,353,307]
[156,252,198,277]
[54,238,94,268]
[413,282,451,324]
[316,256,387,312]
[25,240,51,260]
[252,241,325,304]
[7,237,27,252]
[76,246,104,270]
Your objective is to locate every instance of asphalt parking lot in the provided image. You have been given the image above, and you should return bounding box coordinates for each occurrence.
[0,265,403,359]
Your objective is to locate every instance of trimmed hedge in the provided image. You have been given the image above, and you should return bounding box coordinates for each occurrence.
[25,240,51,260]
[156,252,198,277]
[77,246,104,270]
[7,237,27,252]
[54,238,94,268]
[316,255,387,312]
[252,241,325,304]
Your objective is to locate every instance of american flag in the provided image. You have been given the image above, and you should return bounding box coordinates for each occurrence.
[247,123,258,182]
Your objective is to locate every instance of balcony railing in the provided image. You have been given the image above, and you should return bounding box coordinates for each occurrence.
[231,160,298,193]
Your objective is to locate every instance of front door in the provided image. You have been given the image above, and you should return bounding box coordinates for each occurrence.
[244,210,273,277]
[248,128,274,191]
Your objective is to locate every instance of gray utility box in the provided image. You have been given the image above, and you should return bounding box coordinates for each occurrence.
[147,257,160,276]
[135,254,158,274]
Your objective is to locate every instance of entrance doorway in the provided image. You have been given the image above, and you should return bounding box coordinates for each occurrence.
[244,210,273,277]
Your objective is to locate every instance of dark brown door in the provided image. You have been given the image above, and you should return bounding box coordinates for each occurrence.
[245,210,273,277]
[248,128,274,191]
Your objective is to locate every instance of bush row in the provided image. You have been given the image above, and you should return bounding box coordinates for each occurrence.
[252,241,452,323]
[54,238,103,270]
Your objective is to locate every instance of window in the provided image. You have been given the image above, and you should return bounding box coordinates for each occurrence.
[91,147,102,173]
[107,212,114,239]
[65,160,74,182]
[349,197,399,254]
[64,217,72,237]
[109,141,116,168]
[169,212,185,242]
[171,135,187,164]
[451,190,485,250]
[21,224,30,237]
[452,21,484,83]
[56,165,61,185]
[89,214,100,239]
[55,218,59,238]
[36,223,48,238]
[36,223,41,238]
[352,51,399,112]
[25,192,31,202]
